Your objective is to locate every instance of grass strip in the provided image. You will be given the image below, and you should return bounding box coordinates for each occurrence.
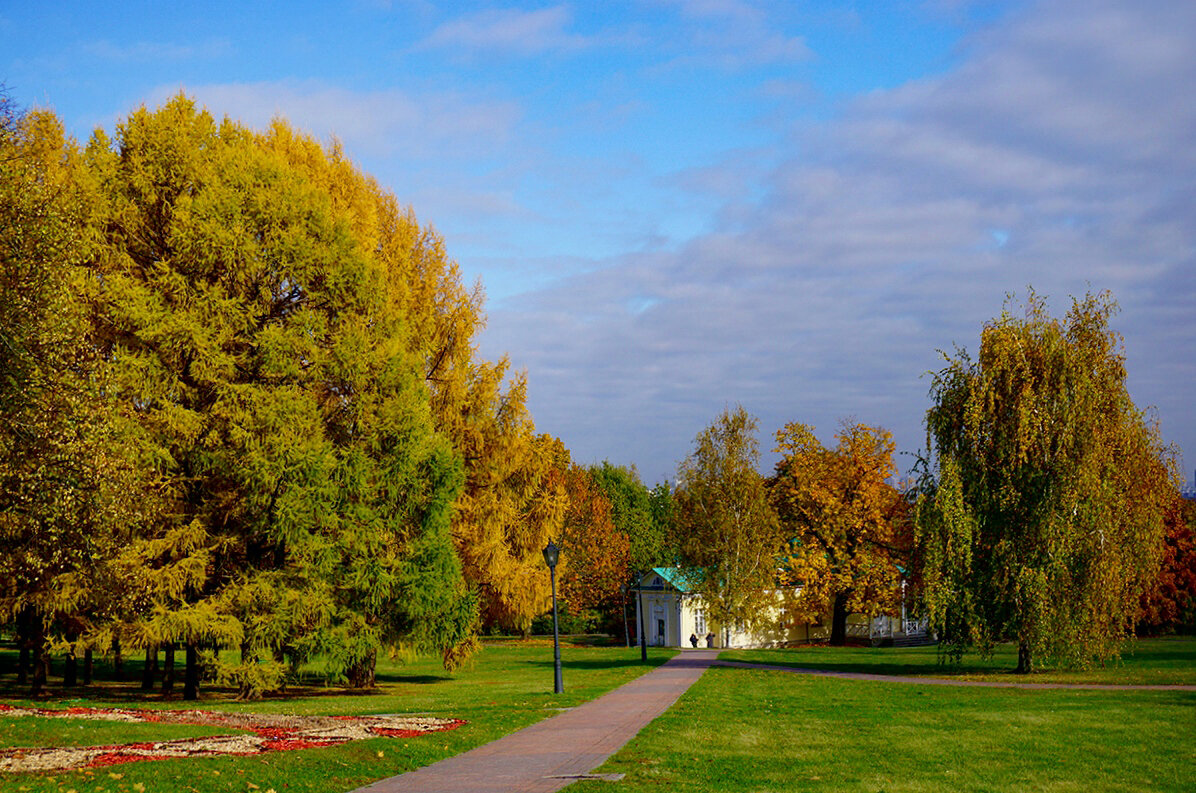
[720,635,1196,686]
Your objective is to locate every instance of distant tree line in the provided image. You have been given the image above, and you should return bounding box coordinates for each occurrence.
[670,292,1193,672]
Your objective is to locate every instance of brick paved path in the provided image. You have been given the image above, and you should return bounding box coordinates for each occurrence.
[352,649,719,793]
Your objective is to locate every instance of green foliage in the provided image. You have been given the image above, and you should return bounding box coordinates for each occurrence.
[590,462,675,573]
[0,93,148,690]
[916,290,1178,671]
[673,406,786,633]
[83,95,475,695]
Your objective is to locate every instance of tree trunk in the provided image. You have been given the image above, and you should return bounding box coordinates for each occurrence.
[113,638,123,681]
[829,591,850,646]
[346,650,377,688]
[1016,640,1033,674]
[183,643,199,701]
[63,643,78,687]
[141,645,157,691]
[162,643,175,694]
[17,643,29,685]
[30,615,48,697]
[16,608,31,685]
[82,649,93,686]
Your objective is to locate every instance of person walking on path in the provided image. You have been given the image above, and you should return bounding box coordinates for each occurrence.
[353,649,719,793]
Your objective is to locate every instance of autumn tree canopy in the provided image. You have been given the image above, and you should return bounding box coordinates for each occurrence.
[83,96,480,696]
[916,291,1177,673]
[1138,496,1196,635]
[0,92,586,697]
[554,454,631,616]
[770,421,911,645]
[674,406,786,638]
[590,462,674,574]
[0,95,147,695]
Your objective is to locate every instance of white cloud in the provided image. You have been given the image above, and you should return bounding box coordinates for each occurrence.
[414,6,606,57]
[648,0,811,70]
[143,79,521,162]
[481,0,1196,484]
[84,38,232,61]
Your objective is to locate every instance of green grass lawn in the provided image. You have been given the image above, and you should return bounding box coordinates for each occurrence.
[0,642,674,792]
[720,635,1196,685]
[574,663,1196,793]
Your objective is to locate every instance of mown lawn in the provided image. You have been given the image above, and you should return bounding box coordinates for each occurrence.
[721,635,1196,685]
[0,641,674,792]
[574,661,1196,793]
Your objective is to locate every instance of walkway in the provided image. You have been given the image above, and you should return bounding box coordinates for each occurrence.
[352,649,719,793]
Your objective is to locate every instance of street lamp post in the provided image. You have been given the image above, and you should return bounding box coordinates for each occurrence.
[619,584,630,648]
[635,575,647,662]
[542,540,564,694]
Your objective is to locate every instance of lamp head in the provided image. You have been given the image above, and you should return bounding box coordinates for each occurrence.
[542,540,559,570]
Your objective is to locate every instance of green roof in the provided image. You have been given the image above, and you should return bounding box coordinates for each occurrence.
[649,566,702,593]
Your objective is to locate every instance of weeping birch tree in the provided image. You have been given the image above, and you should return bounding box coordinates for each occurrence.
[916,291,1177,672]
[674,406,785,637]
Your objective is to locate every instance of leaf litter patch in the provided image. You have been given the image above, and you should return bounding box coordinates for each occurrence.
[0,703,463,773]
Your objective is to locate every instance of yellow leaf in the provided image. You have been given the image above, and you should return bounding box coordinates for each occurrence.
[108,772,123,779]
[376,751,384,758]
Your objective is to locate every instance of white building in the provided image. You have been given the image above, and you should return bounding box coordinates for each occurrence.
[632,567,928,649]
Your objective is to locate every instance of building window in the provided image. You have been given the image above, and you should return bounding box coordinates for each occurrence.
[695,609,706,635]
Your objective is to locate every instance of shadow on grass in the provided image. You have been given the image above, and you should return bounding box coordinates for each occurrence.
[373,673,453,685]
[725,636,1196,679]
[750,659,1012,677]
[720,648,1011,678]
[521,656,672,672]
[0,673,457,706]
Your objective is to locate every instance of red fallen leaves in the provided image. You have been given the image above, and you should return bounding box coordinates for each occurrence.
[89,748,185,769]
[372,720,466,739]
[259,738,340,751]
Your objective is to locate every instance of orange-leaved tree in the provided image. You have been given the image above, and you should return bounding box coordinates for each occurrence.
[555,456,631,617]
[1138,495,1196,634]
[770,421,911,645]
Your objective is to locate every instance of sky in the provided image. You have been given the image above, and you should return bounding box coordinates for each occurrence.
[3,0,1193,488]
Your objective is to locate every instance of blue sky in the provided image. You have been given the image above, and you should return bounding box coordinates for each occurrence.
[3,0,1193,487]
